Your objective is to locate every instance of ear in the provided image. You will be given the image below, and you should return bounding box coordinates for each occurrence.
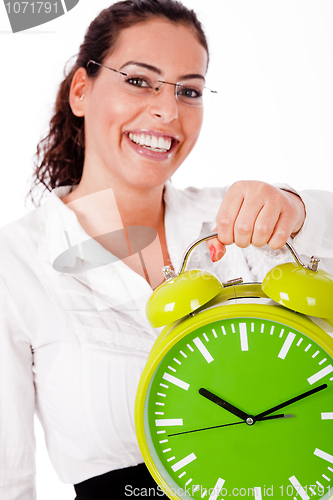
[69,67,88,117]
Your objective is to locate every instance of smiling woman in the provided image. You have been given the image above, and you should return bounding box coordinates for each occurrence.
[0,1,333,500]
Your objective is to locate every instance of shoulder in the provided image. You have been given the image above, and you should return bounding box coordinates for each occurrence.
[0,204,46,284]
[0,206,42,255]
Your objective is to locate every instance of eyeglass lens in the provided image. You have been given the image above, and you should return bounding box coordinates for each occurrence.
[116,66,212,107]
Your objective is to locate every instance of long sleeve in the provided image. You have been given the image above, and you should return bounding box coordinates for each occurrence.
[292,189,333,269]
[0,278,36,500]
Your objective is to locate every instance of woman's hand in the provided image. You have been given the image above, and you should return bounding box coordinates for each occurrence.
[207,181,306,262]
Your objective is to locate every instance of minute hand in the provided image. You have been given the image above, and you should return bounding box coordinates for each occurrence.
[254,383,327,420]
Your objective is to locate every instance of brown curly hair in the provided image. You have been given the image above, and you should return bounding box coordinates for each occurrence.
[28,0,209,206]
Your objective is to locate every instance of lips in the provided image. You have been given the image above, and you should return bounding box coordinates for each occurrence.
[125,130,179,161]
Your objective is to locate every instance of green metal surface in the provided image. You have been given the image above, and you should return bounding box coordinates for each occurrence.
[146,269,222,328]
[262,262,333,319]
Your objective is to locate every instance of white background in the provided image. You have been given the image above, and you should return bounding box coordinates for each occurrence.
[0,0,332,498]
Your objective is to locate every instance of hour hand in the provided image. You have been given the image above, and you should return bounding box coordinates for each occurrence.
[199,388,249,421]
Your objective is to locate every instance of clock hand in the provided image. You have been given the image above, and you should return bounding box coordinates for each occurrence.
[168,414,293,437]
[199,388,249,421]
[254,383,327,420]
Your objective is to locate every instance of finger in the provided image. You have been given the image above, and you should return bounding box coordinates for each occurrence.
[268,209,296,249]
[206,231,226,262]
[216,189,244,245]
[251,203,282,247]
[233,197,268,248]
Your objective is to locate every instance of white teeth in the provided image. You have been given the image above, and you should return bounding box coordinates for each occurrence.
[151,136,158,149]
[128,132,172,152]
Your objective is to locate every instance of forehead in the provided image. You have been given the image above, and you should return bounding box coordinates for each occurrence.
[105,18,208,78]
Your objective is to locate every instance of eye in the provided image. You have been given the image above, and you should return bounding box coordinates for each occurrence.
[125,76,151,88]
[177,86,203,99]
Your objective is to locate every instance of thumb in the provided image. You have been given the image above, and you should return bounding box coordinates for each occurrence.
[206,228,226,262]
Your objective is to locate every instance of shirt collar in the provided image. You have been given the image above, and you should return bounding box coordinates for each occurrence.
[41,181,218,298]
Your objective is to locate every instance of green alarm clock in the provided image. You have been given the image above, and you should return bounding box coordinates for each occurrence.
[135,234,333,500]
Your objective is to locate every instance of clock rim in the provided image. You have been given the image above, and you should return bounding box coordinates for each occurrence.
[135,303,333,499]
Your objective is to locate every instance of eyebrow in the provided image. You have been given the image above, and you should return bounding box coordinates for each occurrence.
[119,61,205,81]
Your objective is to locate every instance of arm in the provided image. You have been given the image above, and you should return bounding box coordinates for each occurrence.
[0,278,36,500]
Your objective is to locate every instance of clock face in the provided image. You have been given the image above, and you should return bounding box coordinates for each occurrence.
[144,317,333,500]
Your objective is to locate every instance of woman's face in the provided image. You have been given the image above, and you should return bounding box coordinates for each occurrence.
[81,18,208,191]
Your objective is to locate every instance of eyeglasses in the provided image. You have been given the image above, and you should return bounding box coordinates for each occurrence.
[87,60,217,108]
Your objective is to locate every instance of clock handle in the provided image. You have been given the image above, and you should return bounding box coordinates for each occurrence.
[162,233,320,280]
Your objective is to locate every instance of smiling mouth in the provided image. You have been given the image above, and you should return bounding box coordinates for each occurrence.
[128,132,173,153]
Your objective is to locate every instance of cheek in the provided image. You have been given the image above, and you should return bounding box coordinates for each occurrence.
[88,86,135,131]
[184,110,203,147]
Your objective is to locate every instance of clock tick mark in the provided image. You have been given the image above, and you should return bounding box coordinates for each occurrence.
[239,323,249,351]
[297,338,303,346]
[222,326,227,335]
[167,456,175,462]
[305,343,312,352]
[314,448,333,464]
[168,366,177,373]
[309,488,316,496]
[209,478,225,500]
[157,392,166,397]
[270,326,275,335]
[162,448,172,453]
[289,475,310,500]
[171,453,197,472]
[155,402,164,406]
[312,351,320,358]
[319,358,327,365]
[155,418,183,427]
[322,474,330,481]
[173,357,181,365]
[254,487,262,500]
[162,372,190,390]
[308,365,333,385]
[203,333,209,342]
[278,332,296,360]
[251,322,254,332]
[261,324,265,333]
[279,328,284,338]
[187,344,194,352]
[231,323,236,333]
[328,467,333,472]
[212,328,217,338]
[194,337,214,363]
[180,351,187,358]
[321,412,333,419]
[160,383,168,389]
[178,471,186,478]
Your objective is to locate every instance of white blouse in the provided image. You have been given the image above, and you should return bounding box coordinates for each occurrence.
[0,181,332,500]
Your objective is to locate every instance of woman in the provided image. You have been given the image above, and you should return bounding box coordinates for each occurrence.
[0,0,332,499]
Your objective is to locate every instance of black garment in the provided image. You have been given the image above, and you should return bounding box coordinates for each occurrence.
[74,463,167,499]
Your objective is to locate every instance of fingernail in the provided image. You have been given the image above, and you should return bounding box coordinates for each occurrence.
[210,246,216,262]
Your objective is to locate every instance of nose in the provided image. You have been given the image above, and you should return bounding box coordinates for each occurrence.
[148,83,179,122]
